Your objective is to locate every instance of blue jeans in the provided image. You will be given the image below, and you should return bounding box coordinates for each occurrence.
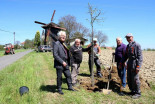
[117,63,126,87]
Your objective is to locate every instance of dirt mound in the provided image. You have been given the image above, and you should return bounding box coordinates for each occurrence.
[78,66,150,92]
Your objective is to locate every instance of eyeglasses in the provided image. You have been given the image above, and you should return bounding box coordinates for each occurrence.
[60,37,66,39]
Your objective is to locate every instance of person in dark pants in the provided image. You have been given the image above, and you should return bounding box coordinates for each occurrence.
[53,31,75,95]
[119,33,143,99]
[113,37,127,95]
[87,38,102,77]
[70,39,91,86]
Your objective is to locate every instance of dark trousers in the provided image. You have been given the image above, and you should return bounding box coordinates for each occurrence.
[117,62,126,87]
[127,62,141,94]
[56,66,72,91]
[89,57,101,74]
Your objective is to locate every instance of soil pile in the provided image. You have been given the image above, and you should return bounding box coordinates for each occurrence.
[78,66,150,92]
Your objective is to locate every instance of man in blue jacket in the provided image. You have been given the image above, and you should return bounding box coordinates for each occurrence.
[113,37,126,95]
[53,31,75,95]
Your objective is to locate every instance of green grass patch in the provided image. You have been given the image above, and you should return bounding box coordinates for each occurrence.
[150,82,155,91]
[0,49,29,57]
[0,52,53,104]
[0,52,154,104]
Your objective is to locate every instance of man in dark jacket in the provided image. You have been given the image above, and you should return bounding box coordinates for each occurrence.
[119,33,143,99]
[113,37,127,95]
[53,31,75,95]
[70,39,91,86]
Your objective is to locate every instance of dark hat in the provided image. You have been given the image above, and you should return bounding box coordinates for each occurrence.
[19,86,29,96]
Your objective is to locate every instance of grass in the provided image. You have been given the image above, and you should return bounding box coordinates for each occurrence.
[0,49,29,57]
[0,52,154,104]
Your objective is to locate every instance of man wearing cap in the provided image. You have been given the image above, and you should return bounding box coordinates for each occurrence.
[113,37,127,95]
[87,38,102,77]
[70,39,92,86]
[53,31,75,95]
[119,33,143,99]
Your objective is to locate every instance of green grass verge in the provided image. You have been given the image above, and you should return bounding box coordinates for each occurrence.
[0,49,29,57]
[0,52,154,104]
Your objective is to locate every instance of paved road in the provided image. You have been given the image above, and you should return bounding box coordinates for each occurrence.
[0,50,33,70]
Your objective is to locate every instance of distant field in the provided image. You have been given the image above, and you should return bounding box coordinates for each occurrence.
[0,52,154,104]
[0,49,29,57]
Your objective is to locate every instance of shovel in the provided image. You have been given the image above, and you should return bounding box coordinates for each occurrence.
[102,55,114,95]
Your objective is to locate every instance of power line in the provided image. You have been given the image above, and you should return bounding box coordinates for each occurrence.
[0,28,15,45]
[0,28,13,33]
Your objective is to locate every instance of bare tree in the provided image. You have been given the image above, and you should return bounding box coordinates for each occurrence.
[58,21,65,28]
[95,31,108,46]
[59,15,90,45]
[87,3,104,86]
[59,15,77,44]
[75,23,89,38]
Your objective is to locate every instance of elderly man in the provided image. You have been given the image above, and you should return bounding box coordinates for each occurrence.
[53,31,75,95]
[88,38,102,77]
[119,33,143,99]
[70,39,91,86]
[113,37,127,95]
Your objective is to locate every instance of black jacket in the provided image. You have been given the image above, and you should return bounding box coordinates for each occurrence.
[53,41,70,68]
[70,44,91,64]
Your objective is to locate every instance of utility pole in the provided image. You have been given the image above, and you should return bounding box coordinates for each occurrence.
[13,32,15,45]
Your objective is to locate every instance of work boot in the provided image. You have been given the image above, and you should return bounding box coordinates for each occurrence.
[132,94,141,99]
[72,83,77,87]
[120,86,125,92]
[97,73,103,78]
[58,90,64,95]
[68,88,77,91]
[128,91,135,96]
[119,92,125,96]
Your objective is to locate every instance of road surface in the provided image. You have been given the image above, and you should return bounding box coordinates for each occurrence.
[0,50,33,70]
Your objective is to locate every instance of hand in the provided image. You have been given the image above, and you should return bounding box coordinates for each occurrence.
[136,68,140,74]
[63,62,67,67]
[123,63,126,67]
[118,64,122,70]
[112,52,115,56]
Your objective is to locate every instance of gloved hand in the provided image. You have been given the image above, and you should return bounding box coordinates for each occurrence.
[136,68,140,74]
[96,54,100,57]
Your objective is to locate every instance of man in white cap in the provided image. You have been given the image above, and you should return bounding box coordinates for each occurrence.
[87,38,102,77]
[119,33,143,99]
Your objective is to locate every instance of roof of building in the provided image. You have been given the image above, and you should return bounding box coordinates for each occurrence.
[42,22,66,30]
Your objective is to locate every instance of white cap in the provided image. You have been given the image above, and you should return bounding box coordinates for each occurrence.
[93,38,98,41]
[125,33,133,37]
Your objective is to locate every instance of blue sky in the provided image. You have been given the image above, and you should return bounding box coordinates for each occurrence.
[0,0,155,49]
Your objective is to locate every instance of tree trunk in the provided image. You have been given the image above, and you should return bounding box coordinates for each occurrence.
[91,24,94,87]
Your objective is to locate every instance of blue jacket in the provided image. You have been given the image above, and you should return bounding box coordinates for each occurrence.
[115,43,127,63]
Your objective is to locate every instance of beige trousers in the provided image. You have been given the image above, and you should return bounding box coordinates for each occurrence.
[71,63,80,84]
